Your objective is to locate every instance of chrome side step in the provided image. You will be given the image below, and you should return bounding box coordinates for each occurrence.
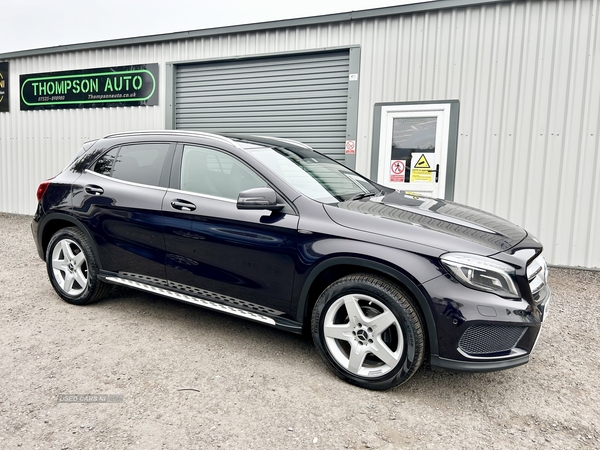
[104,276,276,326]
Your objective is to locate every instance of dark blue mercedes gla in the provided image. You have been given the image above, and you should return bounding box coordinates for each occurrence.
[32,131,550,390]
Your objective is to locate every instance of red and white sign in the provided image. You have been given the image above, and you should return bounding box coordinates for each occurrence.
[390,160,406,183]
[345,140,356,154]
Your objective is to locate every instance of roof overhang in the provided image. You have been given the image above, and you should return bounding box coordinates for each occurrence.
[0,0,515,59]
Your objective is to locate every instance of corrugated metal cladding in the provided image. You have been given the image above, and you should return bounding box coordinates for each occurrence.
[0,0,598,268]
[175,52,349,161]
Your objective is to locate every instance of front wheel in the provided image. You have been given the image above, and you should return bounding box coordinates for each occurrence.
[311,274,425,390]
[46,227,109,305]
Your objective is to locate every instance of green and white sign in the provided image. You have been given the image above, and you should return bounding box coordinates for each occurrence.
[20,63,158,110]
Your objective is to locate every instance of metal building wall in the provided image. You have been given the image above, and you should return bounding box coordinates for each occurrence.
[0,0,598,268]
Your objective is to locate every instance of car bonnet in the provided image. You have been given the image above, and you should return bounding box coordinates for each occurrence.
[323,190,527,255]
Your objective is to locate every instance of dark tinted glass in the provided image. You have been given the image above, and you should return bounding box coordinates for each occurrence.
[101,143,170,186]
[181,145,267,200]
[93,148,119,176]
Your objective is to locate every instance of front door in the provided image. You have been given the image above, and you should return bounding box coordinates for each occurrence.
[375,102,457,199]
[162,143,299,317]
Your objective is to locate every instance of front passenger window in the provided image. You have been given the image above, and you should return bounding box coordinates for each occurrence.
[181,145,267,200]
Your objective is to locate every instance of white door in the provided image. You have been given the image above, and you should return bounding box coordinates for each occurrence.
[376,103,452,198]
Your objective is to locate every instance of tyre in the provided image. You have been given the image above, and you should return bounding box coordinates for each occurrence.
[311,274,425,390]
[46,227,109,305]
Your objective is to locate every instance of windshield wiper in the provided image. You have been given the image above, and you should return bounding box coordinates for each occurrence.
[349,189,386,201]
[349,192,376,201]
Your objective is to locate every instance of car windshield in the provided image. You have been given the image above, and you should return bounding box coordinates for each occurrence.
[243,143,381,203]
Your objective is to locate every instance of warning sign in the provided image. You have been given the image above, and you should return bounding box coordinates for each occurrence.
[345,140,356,154]
[390,160,406,183]
[410,153,434,183]
[414,154,430,169]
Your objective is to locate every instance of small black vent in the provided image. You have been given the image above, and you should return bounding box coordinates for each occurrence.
[458,325,527,356]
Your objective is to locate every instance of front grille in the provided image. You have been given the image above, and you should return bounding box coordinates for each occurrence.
[527,254,548,303]
[458,324,527,355]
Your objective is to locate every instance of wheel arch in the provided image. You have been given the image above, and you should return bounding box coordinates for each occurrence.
[296,256,439,356]
[38,213,103,270]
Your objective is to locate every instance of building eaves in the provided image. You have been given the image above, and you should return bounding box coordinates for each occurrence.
[0,0,513,59]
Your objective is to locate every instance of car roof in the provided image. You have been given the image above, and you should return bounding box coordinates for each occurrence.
[224,134,313,151]
[102,130,237,147]
[100,130,314,153]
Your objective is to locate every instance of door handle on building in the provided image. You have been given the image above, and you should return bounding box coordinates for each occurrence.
[423,164,439,183]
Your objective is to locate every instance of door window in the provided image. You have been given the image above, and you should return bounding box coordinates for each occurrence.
[180,145,267,200]
[391,117,437,184]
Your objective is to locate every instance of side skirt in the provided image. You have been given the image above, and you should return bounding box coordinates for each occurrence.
[99,275,303,333]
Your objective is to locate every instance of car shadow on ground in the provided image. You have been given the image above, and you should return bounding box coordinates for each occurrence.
[87,284,515,395]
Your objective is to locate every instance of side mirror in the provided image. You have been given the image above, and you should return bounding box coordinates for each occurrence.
[236,187,285,211]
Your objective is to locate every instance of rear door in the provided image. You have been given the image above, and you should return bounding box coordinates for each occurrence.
[162,143,299,316]
[72,142,174,281]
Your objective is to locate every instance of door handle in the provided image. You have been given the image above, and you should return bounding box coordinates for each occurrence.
[171,199,196,212]
[422,164,440,183]
[85,184,104,195]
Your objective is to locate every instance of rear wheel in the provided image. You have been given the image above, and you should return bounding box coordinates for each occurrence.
[46,227,109,305]
[311,274,425,390]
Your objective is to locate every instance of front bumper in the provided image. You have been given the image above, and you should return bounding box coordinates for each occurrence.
[423,271,550,373]
[430,353,530,373]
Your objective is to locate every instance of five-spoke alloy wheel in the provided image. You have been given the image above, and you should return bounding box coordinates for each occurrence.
[46,227,109,305]
[312,274,425,390]
[51,237,88,297]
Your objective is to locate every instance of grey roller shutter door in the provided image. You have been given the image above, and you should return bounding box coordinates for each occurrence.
[175,51,349,161]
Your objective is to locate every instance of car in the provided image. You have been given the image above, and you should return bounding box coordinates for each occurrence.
[32,130,550,390]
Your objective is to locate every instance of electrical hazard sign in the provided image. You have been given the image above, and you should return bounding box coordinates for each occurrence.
[410,153,434,183]
[390,160,406,183]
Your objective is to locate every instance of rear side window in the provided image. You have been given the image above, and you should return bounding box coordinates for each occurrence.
[93,143,170,187]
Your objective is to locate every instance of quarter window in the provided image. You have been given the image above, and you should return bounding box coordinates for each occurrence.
[181,145,267,200]
[93,143,170,187]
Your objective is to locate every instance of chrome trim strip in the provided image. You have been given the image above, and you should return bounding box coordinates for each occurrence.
[103,130,240,148]
[83,170,168,191]
[105,276,276,326]
[456,347,528,360]
[527,265,542,282]
[530,278,544,296]
[167,188,237,204]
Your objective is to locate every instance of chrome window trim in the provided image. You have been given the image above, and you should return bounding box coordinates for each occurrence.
[167,187,237,204]
[84,169,168,192]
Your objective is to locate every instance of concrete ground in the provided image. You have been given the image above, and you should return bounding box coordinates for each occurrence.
[0,213,599,449]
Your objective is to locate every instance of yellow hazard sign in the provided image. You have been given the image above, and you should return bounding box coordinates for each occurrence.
[410,153,434,183]
[414,154,430,169]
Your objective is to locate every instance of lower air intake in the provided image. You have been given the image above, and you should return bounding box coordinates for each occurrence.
[458,324,527,356]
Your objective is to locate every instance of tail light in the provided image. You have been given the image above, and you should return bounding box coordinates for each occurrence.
[36,180,51,202]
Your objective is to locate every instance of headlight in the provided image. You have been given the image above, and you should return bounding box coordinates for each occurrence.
[440,253,520,299]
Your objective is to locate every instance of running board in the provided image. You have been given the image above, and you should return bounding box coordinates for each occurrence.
[104,276,278,326]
